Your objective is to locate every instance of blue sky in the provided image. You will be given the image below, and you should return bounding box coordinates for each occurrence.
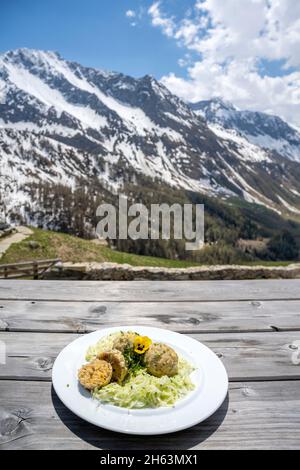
[1,0,300,126]
[0,0,194,78]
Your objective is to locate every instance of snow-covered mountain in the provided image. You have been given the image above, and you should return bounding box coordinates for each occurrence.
[1,48,300,223]
[191,98,300,163]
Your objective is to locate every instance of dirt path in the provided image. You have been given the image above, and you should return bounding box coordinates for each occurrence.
[0,226,33,260]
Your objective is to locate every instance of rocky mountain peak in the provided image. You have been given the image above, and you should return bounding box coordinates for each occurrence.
[190,97,300,163]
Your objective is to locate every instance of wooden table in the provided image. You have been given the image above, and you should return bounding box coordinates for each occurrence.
[0,279,300,450]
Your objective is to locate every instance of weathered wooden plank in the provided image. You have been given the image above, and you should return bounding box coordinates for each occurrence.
[1,279,300,302]
[0,299,300,333]
[0,380,299,449]
[1,331,300,381]
[0,259,61,269]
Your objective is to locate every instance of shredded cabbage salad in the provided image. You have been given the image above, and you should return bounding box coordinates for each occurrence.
[86,332,120,361]
[86,332,195,409]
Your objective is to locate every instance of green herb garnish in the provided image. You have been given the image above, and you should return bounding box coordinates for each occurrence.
[123,346,145,374]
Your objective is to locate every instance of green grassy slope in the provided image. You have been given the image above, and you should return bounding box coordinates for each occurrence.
[0,227,292,268]
[0,227,202,268]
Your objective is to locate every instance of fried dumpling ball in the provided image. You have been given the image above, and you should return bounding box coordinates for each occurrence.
[112,332,138,353]
[144,343,178,378]
[78,359,113,390]
[98,349,128,384]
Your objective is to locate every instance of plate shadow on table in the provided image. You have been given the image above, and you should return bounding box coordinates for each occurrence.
[51,386,229,450]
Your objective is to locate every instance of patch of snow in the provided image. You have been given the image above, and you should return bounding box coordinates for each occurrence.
[277,196,300,214]
[193,109,205,119]
[209,124,269,163]
[148,78,167,100]
[158,127,184,143]
[0,59,108,130]
[290,188,300,197]
[114,82,135,91]
[164,112,191,128]
[0,119,79,137]
[0,79,6,104]
[244,132,300,163]
[218,153,282,214]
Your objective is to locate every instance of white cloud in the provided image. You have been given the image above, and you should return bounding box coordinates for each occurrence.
[126,10,136,18]
[125,7,146,27]
[178,53,193,68]
[148,0,300,127]
[148,2,175,37]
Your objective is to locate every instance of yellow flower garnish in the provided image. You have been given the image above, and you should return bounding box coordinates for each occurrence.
[133,336,152,354]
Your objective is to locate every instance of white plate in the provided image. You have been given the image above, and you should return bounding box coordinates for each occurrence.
[52,326,228,435]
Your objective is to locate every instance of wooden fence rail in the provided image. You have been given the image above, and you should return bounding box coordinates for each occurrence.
[0,258,61,279]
